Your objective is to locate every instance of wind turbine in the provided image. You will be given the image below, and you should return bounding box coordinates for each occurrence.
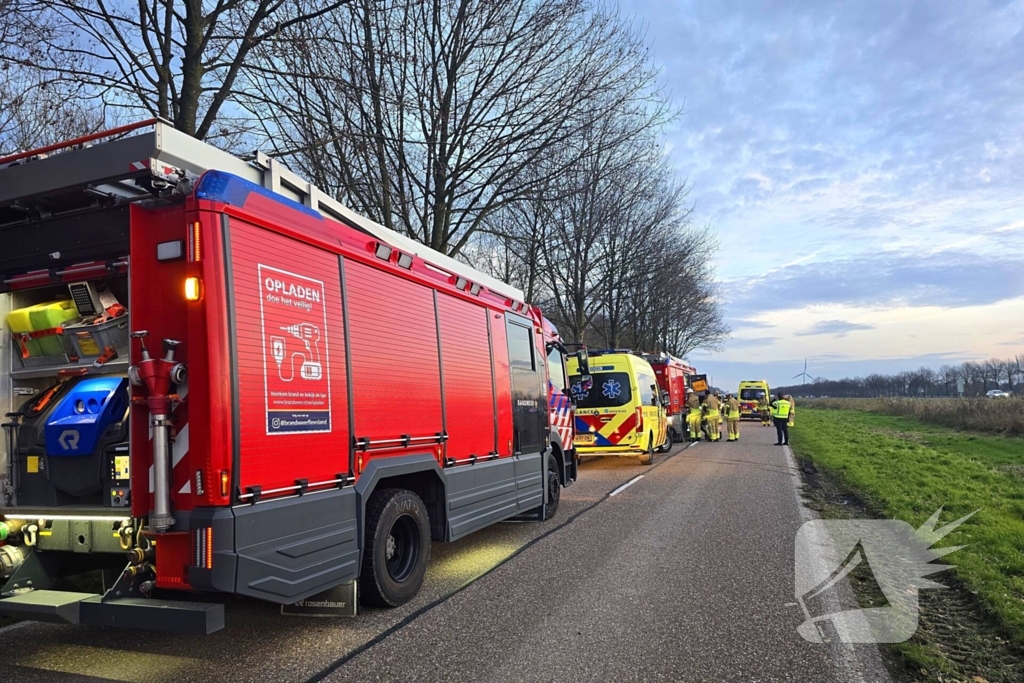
[793,359,815,384]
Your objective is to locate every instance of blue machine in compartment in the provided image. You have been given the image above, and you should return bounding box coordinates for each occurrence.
[44,377,129,457]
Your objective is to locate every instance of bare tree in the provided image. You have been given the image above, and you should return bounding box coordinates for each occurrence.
[485,111,726,355]
[247,0,671,256]
[938,364,959,396]
[997,359,1014,392]
[0,2,107,153]
[982,358,1002,392]
[2,0,352,144]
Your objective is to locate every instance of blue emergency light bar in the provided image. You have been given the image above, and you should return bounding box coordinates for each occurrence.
[194,170,324,221]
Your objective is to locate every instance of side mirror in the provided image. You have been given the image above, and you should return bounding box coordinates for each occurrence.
[661,390,670,405]
[575,347,590,376]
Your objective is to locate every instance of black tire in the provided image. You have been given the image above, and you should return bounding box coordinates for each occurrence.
[360,488,431,607]
[639,433,655,465]
[540,453,561,520]
[658,427,673,453]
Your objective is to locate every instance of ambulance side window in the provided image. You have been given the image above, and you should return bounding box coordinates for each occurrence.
[638,373,656,406]
[547,347,566,391]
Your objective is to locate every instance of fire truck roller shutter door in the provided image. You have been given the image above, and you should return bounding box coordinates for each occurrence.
[343,259,442,445]
[435,293,497,466]
[489,315,515,456]
[436,294,522,539]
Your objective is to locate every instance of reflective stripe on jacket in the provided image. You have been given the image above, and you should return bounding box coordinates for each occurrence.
[726,399,740,419]
[771,400,791,419]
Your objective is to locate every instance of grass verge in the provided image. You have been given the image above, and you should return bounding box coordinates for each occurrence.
[792,407,1024,682]
[802,397,1024,436]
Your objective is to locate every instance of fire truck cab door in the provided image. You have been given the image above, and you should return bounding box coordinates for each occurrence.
[505,315,546,455]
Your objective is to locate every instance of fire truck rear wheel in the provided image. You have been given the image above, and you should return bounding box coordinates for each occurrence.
[639,436,655,466]
[360,488,431,607]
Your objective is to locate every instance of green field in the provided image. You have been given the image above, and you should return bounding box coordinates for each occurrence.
[803,397,1024,437]
[793,408,1024,679]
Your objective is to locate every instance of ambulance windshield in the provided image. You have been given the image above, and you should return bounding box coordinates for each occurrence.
[740,388,766,401]
[569,372,632,408]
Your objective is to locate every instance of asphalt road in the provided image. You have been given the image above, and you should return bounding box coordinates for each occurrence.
[0,424,889,683]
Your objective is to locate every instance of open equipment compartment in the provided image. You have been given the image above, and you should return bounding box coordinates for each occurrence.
[2,272,132,511]
[0,126,137,512]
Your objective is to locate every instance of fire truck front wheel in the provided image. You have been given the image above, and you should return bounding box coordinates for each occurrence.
[528,453,561,521]
[360,488,432,607]
[541,453,561,520]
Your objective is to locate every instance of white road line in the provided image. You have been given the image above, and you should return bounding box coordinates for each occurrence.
[610,475,645,497]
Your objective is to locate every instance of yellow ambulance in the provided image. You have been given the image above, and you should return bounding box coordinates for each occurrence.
[737,379,770,419]
[567,351,669,465]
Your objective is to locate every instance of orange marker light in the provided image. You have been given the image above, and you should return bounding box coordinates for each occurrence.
[220,470,229,498]
[184,276,202,301]
[189,221,202,261]
[205,529,213,569]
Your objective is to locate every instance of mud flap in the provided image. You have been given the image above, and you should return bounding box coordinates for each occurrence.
[562,446,577,487]
[280,581,358,618]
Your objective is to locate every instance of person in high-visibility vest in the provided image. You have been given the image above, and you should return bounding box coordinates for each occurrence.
[725,394,741,442]
[686,392,702,442]
[787,395,796,427]
[705,392,722,442]
[771,392,791,446]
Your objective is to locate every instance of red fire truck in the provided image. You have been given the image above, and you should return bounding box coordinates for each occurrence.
[0,120,587,634]
[643,353,696,444]
[542,318,581,509]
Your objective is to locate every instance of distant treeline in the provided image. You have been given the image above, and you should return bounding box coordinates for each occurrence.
[775,353,1024,398]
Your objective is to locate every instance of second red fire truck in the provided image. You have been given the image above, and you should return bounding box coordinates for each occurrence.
[644,353,696,444]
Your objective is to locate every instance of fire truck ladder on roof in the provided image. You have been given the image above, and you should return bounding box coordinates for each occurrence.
[0,119,525,303]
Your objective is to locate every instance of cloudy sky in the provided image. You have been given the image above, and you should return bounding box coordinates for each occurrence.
[621,0,1024,390]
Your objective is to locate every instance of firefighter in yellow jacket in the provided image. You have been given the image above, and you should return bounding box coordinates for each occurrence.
[787,395,796,427]
[757,397,771,426]
[705,392,722,442]
[715,392,725,436]
[725,394,741,442]
[686,392,702,442]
